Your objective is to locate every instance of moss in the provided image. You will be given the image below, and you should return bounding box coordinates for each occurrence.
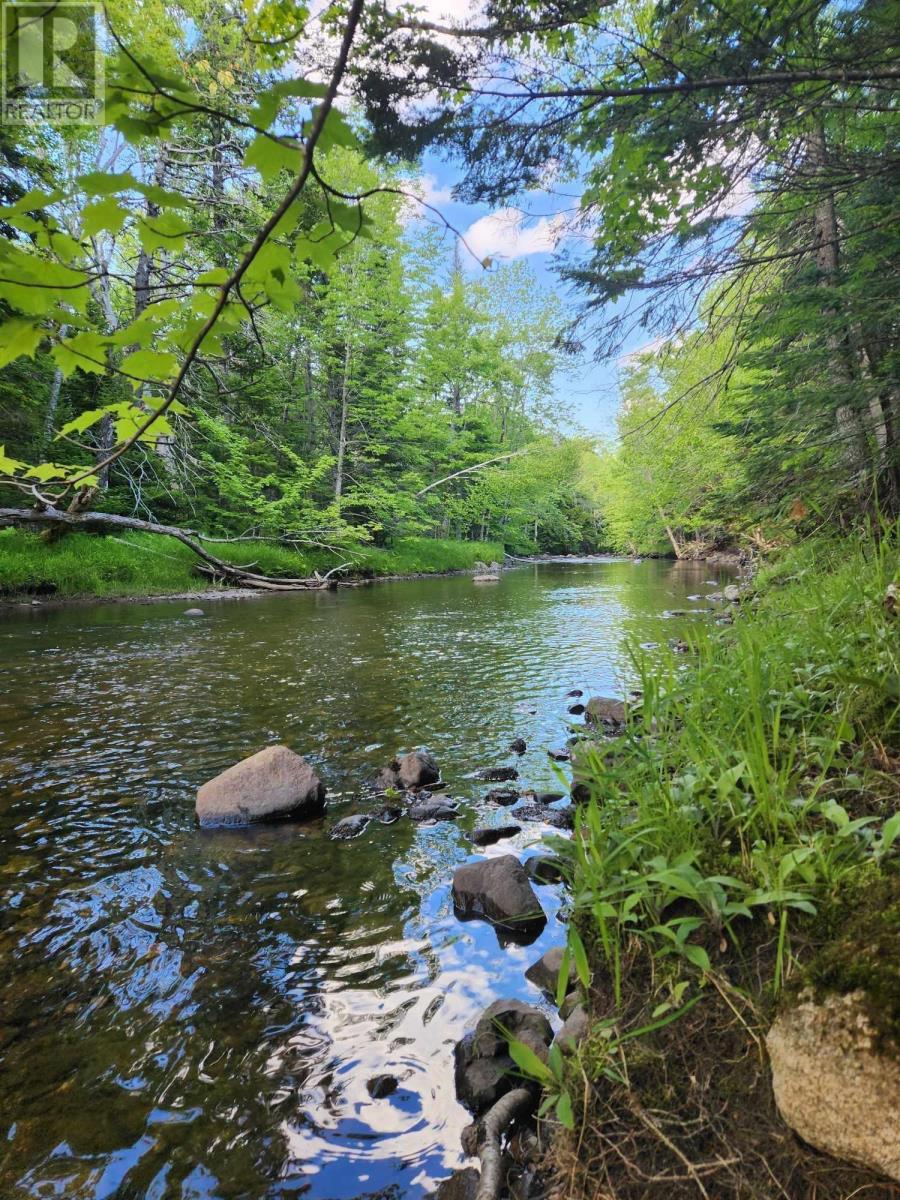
[801,869,900,1048]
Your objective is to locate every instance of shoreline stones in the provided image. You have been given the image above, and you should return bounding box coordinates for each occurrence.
[398,749,440,789]
[409,798,458,821]
[524,946,578,997]
[524,855,567,885]
[452,854,546,938]
[196,744,325,827]
[455,999,552,1114]
[584,696,627,729]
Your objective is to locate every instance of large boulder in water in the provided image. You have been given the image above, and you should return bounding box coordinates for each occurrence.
[398,749,440,789]
[452,854,546,937]
[196,744,325,827]
[585,696,628,728]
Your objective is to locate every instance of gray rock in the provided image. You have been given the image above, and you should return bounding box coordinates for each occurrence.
[524,946,578,996]
[485,786,520,806]
[559,990,585,1019]
[585,696,627,728]
[330,813,370,840]
[473,998,553,1060]
[375,805,402,824]
[398,749,440,789]
[471,824,521,846]
[533,791,565,805]
[454,1042,517,1113]
[566,688,584,698]
[524,855,567,885]
[567,703,586,715]
[183,607,205,617]
[366,1073,399,1098]
[431,1167,479,1200]
[454,999,553,1115]
[196,745,325,827]
[452,854,546,936]
[547,747,571,762]
[370,763,401,792]
[408,799,458,821]
[508,737,527,754]
[723,583,742,602]
[513,803,575,830]
[477,766,519,782]
[555,1005,590,1054]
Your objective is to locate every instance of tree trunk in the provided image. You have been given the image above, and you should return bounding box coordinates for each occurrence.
[808,125,871,487]
[334,338,352,503]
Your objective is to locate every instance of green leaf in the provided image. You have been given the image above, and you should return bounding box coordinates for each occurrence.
[569,926,591,990]
[556,1092,575,1130]
[250,78,328,128]
[0,444,27,475]
[138,211,192,254]
[243,134,302,182]
[56,407,109,438]
[312,107,357,153]
[0,318,44,367]
[52,332,110,377]
[82,197,129,238]
[507,1038,553,1084]
[120,349,179,386]
[882,812,900,852]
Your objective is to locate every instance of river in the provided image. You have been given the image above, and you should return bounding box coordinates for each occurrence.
[0,558,731,1199]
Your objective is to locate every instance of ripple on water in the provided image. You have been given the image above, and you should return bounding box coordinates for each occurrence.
[0,560,733,1197]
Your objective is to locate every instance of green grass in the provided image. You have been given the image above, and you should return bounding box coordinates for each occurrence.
[0,529,506,599]
[538,529,900,1197]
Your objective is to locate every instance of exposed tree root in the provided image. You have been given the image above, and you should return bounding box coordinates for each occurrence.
[462,1087,534,1200]
[0,506,341,590]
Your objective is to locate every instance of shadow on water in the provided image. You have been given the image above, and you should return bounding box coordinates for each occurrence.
[0,559,733,1198]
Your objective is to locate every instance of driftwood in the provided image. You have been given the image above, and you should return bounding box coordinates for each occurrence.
[0,506,346,591]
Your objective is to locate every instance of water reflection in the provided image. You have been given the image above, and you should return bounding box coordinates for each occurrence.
[0,559,730,1197]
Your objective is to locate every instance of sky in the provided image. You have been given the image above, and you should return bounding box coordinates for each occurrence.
[410,151,628,440]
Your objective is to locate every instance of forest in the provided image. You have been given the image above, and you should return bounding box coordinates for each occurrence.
[0,2,898,1199]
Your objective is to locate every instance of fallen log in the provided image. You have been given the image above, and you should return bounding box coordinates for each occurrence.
[0,506,342,591]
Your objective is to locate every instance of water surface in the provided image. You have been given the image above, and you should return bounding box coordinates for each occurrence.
[0,559,729,1199]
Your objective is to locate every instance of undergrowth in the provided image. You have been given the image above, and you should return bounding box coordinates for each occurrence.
[536,530,900,1198]
[0,530,505,599]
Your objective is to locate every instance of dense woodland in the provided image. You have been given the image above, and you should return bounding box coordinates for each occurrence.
[0,0,896,583]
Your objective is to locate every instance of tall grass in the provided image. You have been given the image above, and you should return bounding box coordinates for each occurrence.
[0,529,506,599]
[560,530,899,1000]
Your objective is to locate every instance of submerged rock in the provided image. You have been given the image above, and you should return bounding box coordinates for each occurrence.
[375,805,402,824]
[431,1168,479,1200]
[452,854,546,936]
[485,786,520,806]
[183,607,205,617]
[398,749,440,789]
[330,813,370,840]
[196,745,325,827]
[567,702,586,715]
[566,688,584,698]
[408,799,458,821]
[513,803,575,830]
[767,990,900,1181]
[366,1073,399,1099]
[508,737,527,754]
[471,824,521,846]
[477,766,519,782]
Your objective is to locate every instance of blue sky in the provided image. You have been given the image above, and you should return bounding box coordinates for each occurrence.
[414,151,629,440]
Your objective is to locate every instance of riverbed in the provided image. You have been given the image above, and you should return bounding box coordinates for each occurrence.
[0,558,732,1199]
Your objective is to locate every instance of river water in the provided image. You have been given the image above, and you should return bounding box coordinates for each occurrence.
[0,558,730,1199]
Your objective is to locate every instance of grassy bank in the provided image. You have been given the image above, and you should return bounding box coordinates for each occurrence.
[0,529,506,600]
[543,531,899,1197]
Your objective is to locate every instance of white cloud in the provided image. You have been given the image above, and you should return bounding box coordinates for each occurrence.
[462,208,565,262]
